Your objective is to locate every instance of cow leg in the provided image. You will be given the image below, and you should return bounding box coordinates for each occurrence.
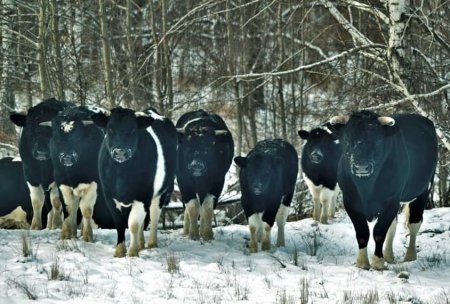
[384,217,397,263]
[28,183,45,230]
[404,193,426,261]
[75,182,97,242]
[304,175,321,222]
[148,196,162,248]
[111,200,127,257]
[329,186,339,218]
[60,185,79,239]
[128,201,146,257]
[346,206,370,269]
[275,204,289,247]
[183,208,190,236]
[248,213,262,253]
[319,188,335,224]
[372,206,398,270]
[262,206,278,251]
[48,182,63,229]
[185,198,200,240]
[200,194,215,240]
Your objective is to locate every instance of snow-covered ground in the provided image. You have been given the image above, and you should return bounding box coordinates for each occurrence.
[1,207,449,304]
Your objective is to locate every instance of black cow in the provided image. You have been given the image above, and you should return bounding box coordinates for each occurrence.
[10,98,72,229]
[0,157,32,224]
[176,109,234,240]
[298,127,341,224]
[92,107,177,257]
[329,110,438,270]
[234,139,298,253]
[42,105,114,241]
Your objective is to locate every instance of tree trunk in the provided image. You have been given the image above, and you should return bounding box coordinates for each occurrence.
[149,0,164,113]
[50,0,65,101]
[37,0,50,99]
[99,0,115,107]
[277,3,287,140]
[161,0,173,118]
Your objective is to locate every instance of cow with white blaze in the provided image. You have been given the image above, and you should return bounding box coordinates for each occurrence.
[92,107,177,257]
[329,110,438,270]
[42,105,114,241]
[0,157,32,225]
[298,127,341,224]
[10,98,73,229]
[176,109,234,240]
[234,139,298,253]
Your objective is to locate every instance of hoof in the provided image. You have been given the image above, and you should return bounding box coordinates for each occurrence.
[261,241,271,251]
[371,256,386,270]
[114,243,127,258]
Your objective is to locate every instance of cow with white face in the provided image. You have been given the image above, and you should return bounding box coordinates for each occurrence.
[92,107,177,257]
[42,106,115,241]
[298,127,341,224]
[10,98,73,230]
[329,110,438,270]
[176,109,234,241]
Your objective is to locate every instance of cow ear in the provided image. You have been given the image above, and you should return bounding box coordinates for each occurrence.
[298,130,309,140]
[10,113,27,127]
[137,116,155,128]
[234,156,247,168]
[91,113,109,128]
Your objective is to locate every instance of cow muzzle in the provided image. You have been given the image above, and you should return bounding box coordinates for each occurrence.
[251,182,264,196]
[309,150,323,164]
[59,152,79,167]
[351,161,374,177]
[188,160,207,177]
[110,148,132,163]
[32,148,50,161]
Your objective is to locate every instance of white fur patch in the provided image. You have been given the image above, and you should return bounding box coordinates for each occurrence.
[179,117,204,129]
[12,157,22,162]
[61,121,75,133]
[128,201,146,229]
[114,198,133,210]
[144,109,165,121]
[146,127,165,196]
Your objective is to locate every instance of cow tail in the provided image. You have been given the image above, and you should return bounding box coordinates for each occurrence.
[425,168,437,210]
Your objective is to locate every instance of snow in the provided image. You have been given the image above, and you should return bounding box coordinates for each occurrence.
[1,208,450,303]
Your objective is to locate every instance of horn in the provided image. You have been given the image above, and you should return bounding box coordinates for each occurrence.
[329,115,349,125]
[177,128,186,134]
[82,121,94,126]
[378,116,395,126]
[39,121,52,127]
[214,130,228,136]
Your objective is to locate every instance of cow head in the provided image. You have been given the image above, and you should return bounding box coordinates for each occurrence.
[298,127,338,164]
[234,153,282,196]
[42,107,94,167]
[329,110,398,178]
[92,107,154,163]
[10,112,53,161]
[178,125,228,177]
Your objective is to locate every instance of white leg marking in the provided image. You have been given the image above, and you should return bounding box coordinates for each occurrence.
[200,194,215,240]
[330,185,340,218]
[248,213,262,253]
[49,182,63,229]
[183,208,190,236]
[371,255,386,270]
[261,222,272,251]
[405,222,421,261]
[128,201,146,256]
[303,174,322,222]
[356,247,370,269]
[76,182,98,242]
[384,217,397,263]
[60,184,79,239]
[148,196,162,248]
[275,204,289,247]
[319,187,335,224]
[146,127,165,196]
[28,183,45,230]
[185,198,200,240]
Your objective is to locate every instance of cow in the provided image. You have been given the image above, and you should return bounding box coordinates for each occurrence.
[176,109,234,240]
[91,107,177,257]
[329,110,438,270]
[10,98,73,229]
[234,139,298,253]
[41,105,114,241]
[0,157,32,225]
[298,126,341,224]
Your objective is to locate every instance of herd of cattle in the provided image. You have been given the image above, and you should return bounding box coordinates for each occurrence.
[0,98,438,270]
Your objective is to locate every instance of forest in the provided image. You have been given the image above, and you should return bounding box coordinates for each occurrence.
[1,0,449,211]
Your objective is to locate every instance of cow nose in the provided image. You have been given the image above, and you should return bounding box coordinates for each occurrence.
[111,148,132,163]
[59,152,78,167]
[309,150,323,163]
[188,160,206,176]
